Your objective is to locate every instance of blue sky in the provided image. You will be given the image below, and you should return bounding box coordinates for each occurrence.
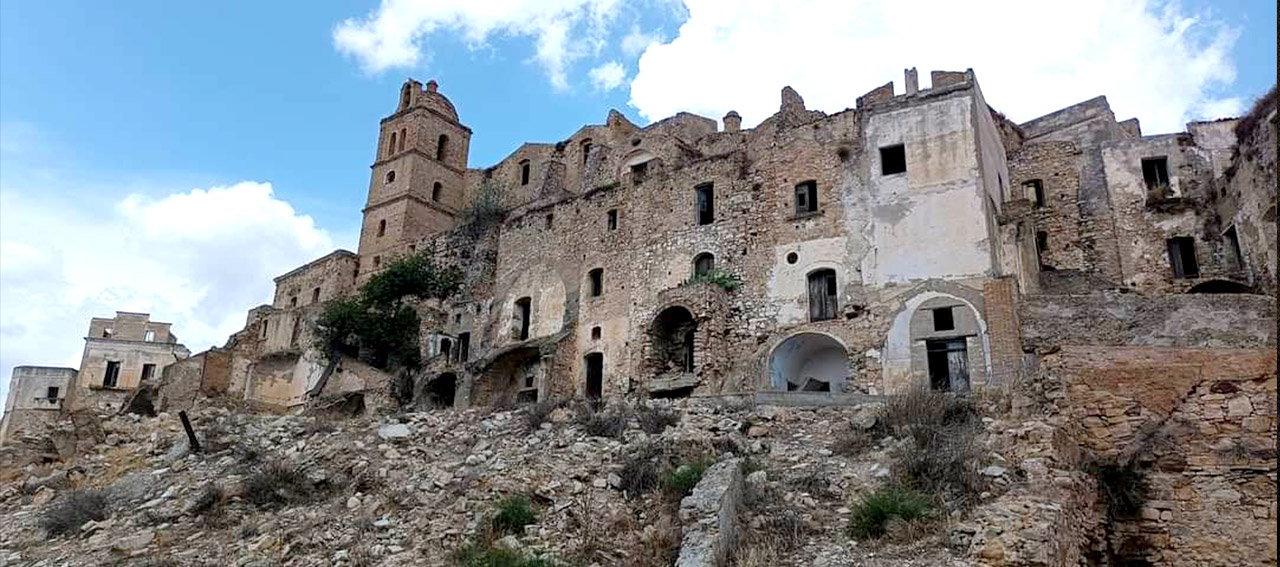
[0,0,1275,406]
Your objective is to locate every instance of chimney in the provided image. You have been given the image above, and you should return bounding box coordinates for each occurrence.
[723,111,742,133]
[904,67,919,96]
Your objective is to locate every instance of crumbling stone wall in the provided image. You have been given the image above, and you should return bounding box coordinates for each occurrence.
[1011,293,1277,567]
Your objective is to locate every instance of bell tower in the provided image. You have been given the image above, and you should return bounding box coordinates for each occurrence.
[357,78,472,279]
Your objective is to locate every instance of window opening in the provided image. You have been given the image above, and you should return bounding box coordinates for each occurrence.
[388,132,397,156]
[312,287,321,304]
[398,128,406,152]
[694,253,715,277]
[1167,237,1199,278]
[591,326,602,340]
[1025,179,1045,207]
[631,162,648,183]
[795,181,818,215]
[581,139,592,166]
[439,337,452,358]
[46,386,59,401]
[141,363,155,382]
[545,213,554,229]
[432,182,442,202]
[144,330,155,342]
[515,297,532,341]
[880,144,906,175]
[378,219,386,237]
[458,333,471,362]
[588,268,604,297]
[386,170,395,184]
[290,296,298,308]
[104,361,121,388]
[695,183,715,225]
[807,269,838,321]
[437,135,449,161]
[607,209,618,230]
[1225,226,1244,269]
[1142,157,1171,195]
[520,160,531,185]
[933,307,955,331]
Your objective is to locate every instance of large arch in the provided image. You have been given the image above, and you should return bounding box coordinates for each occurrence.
[1187,279,1256,294]
[767,332,850,392]
[882,289,991,393]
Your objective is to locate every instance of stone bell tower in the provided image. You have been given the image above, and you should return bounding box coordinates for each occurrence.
[357,78,472,279]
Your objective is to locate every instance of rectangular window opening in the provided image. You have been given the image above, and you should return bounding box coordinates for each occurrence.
[607,209,618,230]
[588,269,604,297]
[104,361,121,388]
[1025,180,1045,207]
[926,339,969,392]
[631,162,648,183]
[46,386,59,400]
[795,181,818,215]
[459,332,471,362]
[1225,226,1244,269]
[1167,237,1199,278]
[880,144,906,175]
[515,298,532,341]
[696,183,715,225]
[807,269,839,321]
[1142,157,1171,195]
[933,307,955,332]
[545,213,554,230]
[520,161,531,186]
[141,363,156,382]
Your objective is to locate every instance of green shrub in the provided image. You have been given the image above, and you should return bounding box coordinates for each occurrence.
[663,460,710,497]
[680,268,742,292]
[493,495,537,535]
[39,489,110,536]
[848,485,934,540]
[454,545,555,567]
[879,389,984,507]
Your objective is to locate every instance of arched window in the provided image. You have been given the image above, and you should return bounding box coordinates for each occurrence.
[432,182,442,202]
[437,134,449,162]
[807,269,838,321]
[398,128,406,152]
[388,132,397,156]
[385,170,395,184]
[588,268,604,297]
[400,86,411,110]
[377,219,386,237]
[693,253,715,277]
[520,160,531,185]
[581,138,592,166]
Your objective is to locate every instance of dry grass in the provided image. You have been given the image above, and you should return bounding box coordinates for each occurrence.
[39,489,110,536]
[244,461,319,508]
[635,404,681,434]
[881,389,985,508]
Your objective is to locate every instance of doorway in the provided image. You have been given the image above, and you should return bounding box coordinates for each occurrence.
[925,339,969,392]
[585,353,603,399]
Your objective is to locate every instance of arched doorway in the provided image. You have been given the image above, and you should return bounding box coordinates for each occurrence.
[768,333,850,392]
[651,306,696,375]
[427,373,456,408]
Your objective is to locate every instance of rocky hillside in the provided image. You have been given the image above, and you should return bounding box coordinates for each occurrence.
[0,395,1036,567]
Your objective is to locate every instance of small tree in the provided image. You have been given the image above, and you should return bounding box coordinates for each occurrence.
[313,250,462,371]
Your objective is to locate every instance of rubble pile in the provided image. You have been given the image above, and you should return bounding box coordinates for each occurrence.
[0,398,1029,567]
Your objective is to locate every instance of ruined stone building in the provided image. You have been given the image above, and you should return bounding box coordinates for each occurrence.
[144,68,1273,415]
[0,312,189,444]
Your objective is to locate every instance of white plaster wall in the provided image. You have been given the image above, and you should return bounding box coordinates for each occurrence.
[5,367,75,412]
[881,291,991,393]
[497,264,567,345]
[768,236,852,325]
[862,96,994,285]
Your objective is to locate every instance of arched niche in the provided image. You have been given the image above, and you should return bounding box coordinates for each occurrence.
[882,288,991,393]
[767,332,850,392]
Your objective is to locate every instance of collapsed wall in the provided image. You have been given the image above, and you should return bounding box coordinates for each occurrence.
[1012,292,1276,566]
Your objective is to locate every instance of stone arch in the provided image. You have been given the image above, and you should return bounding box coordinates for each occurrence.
[766,332,850,392]
[427,373,457,408]
[1187,279,1255,294]
[881,284,991,393]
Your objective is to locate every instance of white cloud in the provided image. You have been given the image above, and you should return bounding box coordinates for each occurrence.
[628,0,1244,134]
[333,0,623,91]
[620,25,661,57]
[589,60,628,90]
[0,182,335,408]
